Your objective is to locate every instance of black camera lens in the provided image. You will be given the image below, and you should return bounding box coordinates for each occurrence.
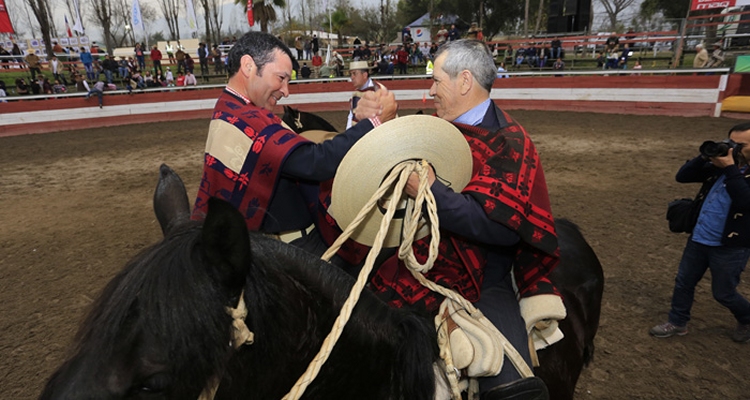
[700,140,731,158]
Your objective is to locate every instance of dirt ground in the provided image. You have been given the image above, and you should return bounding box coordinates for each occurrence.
[1,109,749,399]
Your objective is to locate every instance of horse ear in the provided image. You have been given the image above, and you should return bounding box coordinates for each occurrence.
[201,198,251,292]
[153,164,191,236]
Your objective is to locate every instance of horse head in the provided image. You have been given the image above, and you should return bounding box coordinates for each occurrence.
[41,165,439,400]
[41,166,253,400]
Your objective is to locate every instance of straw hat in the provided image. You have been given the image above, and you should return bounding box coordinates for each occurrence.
[328,115,473,247]
[349,60,374,71]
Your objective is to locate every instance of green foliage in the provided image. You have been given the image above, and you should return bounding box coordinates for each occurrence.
[640,0,689,21]
[150,31,167,42]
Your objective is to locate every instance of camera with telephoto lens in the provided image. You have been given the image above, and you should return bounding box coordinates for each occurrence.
[699,139,741,158]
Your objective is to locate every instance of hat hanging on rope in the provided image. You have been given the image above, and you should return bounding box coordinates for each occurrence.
[328,115,473,247]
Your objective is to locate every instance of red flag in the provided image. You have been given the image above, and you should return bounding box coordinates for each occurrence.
[65,15,73,37]
[247,0,254,27]
[0,0,15,34]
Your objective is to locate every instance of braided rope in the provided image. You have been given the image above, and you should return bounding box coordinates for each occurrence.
[282,159,531,400]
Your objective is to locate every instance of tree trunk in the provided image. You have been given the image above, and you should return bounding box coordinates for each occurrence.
[524,0,529,37]
[534,0,544,36]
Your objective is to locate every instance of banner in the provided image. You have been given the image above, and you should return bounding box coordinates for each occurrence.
[247,0,254,27]
[184,0,198,33]
[691,0,750,11]
[65,15,72,38]
[72,0,84,34]
[0,0,15,34]
[132,0,145,31]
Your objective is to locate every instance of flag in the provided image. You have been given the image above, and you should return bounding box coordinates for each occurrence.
[0,0,15,34]
[72,0,84,34]
[65,15,73,37]
[247,0,254,27]
[132,0,145,31]
[184,0,197,33]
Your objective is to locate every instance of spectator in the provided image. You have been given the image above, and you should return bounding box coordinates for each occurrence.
[184,70,197,86]
[165,41,176,64]
[496,61,508,78]
[118,57,130,80]
[303,39,312,60]
[25,49,42,81]
[448,24,460,41]
[134,43,146,71]
[346,60,378,129]
[332,50,344,77]
[300,62,311,79]
[311,34,319,55]
[80,47,95,81]
[0,79,7,101]
[706,41,725,68]
[605,47,619,69]
[606,34,619,52]
[618,43,630,69]
[11,43,23,65]
[84,78,105,108]
[514,48,525,68]
[52,41,64,57]
[650,122,750,344]
[311,52,322,78]
[694,44,709,68]
[52,79,67,93]
[0,45,10,69]
[396,45,409,74]
[101,55,117,83]
[41,76,53,94]
[436,25,448,44]
[294,36,303,60]
[165,67,174,86]
[552,58,565,76]
[525,45,538,68]
[175,46,186,73]
[175,71,185,86]
[212,45,223,74]
[49,55,68,86]
[596,51,606,69]
[151,45,163,75]
[197,42,209,81]
[184,53,195,74]
[551,37,562,59]
[15,77,29,95]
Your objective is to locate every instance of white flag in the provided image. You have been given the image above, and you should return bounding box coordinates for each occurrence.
[132,0,145,31]
[184,0,198,33]
[72,0,85,34]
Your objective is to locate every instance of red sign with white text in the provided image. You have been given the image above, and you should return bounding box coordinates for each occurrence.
[0,0,15,34]
[692,0,750,10]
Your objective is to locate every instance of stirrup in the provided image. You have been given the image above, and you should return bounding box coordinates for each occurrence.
[480,377,549,400]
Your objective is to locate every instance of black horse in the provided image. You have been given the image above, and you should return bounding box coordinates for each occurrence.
[274,109,605,400]
[41,165,438,400]
[281,105,337,133]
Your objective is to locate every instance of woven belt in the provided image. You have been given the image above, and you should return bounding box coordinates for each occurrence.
[274,224,315,243]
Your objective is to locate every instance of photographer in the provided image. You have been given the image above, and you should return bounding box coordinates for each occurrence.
[651,121,750,343]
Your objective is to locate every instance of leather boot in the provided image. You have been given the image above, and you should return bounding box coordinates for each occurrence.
[480,377,549,400]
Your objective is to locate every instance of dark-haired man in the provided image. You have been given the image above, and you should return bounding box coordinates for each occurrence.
[192,32,398,243]
[651,121,750,344]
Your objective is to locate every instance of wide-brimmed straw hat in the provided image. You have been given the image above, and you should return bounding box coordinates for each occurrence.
[349,60,375,71]
[328,115,473,247]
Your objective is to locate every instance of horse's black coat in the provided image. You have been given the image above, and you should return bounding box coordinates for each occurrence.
[41,166,438,400]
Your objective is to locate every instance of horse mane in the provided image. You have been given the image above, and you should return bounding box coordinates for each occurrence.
[72,222,233,391]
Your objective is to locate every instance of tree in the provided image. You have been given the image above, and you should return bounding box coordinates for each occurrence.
[327,8,349,46]
[157,0,181,40]
[235,0,286,33]
[599,0,638,31]
[639,0,688,21]
[89,0,115,54]
[435,0,524,41]
[22,0,54,57]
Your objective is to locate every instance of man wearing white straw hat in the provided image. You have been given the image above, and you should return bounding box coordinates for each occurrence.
[192,32,398,244]
[346,60,378,129]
